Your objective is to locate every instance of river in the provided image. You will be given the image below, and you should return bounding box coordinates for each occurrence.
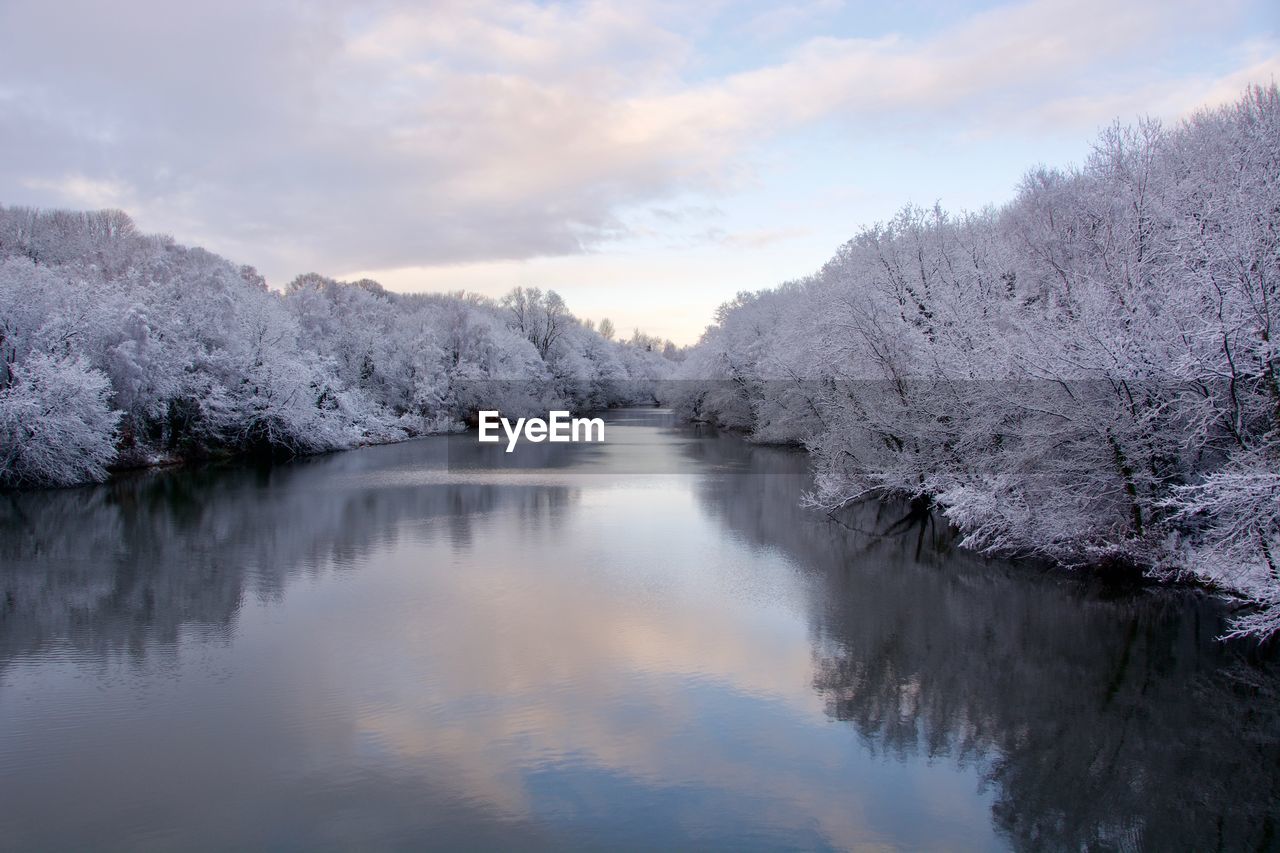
[1,409,1276,851]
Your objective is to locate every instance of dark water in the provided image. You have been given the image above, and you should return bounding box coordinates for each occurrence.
[1,409,1276,851]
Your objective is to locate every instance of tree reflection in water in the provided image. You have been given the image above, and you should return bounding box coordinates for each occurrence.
[686,429,1279,852]
[0,439,576,670]
[1,417,1276,850]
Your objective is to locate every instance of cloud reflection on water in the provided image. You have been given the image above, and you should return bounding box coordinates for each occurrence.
[0,410,1275,850]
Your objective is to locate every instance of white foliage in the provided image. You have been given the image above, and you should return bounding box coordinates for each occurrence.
[676,85,1280,637]
[0,354,120,486]
[0,205,680,488]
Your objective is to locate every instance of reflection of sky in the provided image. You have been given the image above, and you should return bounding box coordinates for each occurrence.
[258,480,1000,850]
[0,422,1002,850]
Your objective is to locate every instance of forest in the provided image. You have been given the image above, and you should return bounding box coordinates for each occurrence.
[2,85,1277,637]
[0,208,677,488]
[671,85,1280,638]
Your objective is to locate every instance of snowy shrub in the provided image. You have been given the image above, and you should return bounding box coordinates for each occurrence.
[0,354,120,486]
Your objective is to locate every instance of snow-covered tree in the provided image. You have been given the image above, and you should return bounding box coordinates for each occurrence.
[672,84,1280,637]
[0,205,678,489]
[0,353,119,486]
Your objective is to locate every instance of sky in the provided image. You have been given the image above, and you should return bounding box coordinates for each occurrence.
[1,0,1277,343]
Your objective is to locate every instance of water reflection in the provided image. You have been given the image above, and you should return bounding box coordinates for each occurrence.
[687,430,1280,851]
[0,410,1275,851]
[0,440,574,668]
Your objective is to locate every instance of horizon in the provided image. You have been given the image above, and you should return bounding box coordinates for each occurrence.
[2,0,1278,344]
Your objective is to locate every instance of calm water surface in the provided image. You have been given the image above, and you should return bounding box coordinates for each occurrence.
[1,409,1276,851]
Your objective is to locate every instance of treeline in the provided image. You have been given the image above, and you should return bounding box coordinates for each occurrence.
[670,85,1280,638]
[0,208,677,488]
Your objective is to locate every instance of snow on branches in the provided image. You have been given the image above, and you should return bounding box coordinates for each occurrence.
[672,85,1280,638]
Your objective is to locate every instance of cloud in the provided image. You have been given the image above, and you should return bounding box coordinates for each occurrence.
[20,175,134,210]
[720,227,814,249]
[733,0,847,43]
[0,0,1272,282]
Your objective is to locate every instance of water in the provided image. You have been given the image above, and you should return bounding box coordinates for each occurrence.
[1,409,1276,851]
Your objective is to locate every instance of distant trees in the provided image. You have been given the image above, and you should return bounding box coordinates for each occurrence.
[501,286,568,359]
[0,208,678,488]
[628,328,684,357]
[671,84,1280,638]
